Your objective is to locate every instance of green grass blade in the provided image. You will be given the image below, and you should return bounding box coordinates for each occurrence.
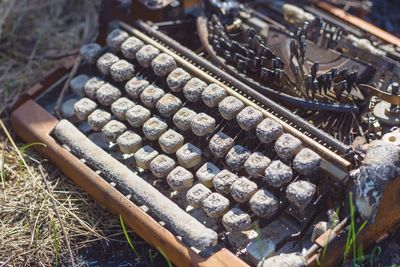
[52,220,59,267]
[119,215,141,260]
[157,246,173,267]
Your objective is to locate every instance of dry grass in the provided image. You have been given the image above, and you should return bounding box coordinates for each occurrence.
[0,1,147,266]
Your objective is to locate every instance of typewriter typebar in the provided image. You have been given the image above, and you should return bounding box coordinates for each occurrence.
[9,2,400,266]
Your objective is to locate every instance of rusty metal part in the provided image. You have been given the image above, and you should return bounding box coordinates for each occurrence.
[360,84,400,105]
[132,20,352,170]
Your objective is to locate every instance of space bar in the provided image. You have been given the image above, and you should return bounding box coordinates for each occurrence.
[54,119,217,249]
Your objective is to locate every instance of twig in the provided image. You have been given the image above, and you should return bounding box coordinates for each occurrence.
[54,54,82,119]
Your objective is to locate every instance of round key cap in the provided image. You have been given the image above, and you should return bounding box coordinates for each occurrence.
[88,109,111,131]
[213,170,238,195]
[183,77,207,102]
[140,85,165,108]
[74,97,97,121]
[96,83,121,106]
[150,154,176,178]
[202,193,230,218]
[126,105,151,127]
[84,77,105,99]
[125,77,149,99]
[142,117,168,141]
[151,53,177,77]
[102,120,127,142]
[110,60,135,82]
[245,152,271,179]
[97,52,119,75]
[186,183,212,208]
[167,68,191,92]
[230,177,257,203]
[191,113,216,136]
[116,130,142,154]
[226,145,251,171]
[173,107,197,131]
[218,96,244,120]
[134,145,159,169]
[167,166,194,191]
[196,162,220,188]
[106,29,129,51]
[249,189,279,218]
[121,36,144,59]
[222,208,251,232]
[70,74,89,97]
[111,97,135,120]
[292,148,321,175]
[156,93,182,117]
[274,133,302,161]
[136,45,160,67]
[256,118,283,144]
[236,106,263,131]
[209,132,234,158]
[176,143,202,168]
[201,84,227,107]
[80,43,101,64]
[158,129,184,154]
[264,160,293,188]
[286,181,316,209]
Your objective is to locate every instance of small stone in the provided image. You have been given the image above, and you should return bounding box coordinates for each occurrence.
[183,77,207,102]
[236,106,263,131]
[264,160,293,188]
[191,113,216,136]
[286,180,316,209]
[213,170,238,195]
[107,29,129,50]
[142,117,168,141]
[230,177,257,203]
[244,152,271,179]
[134,145,159,169]
[97,52,119,75]
[167,166,194,191]
[74,97,97,121]
[80,43,101,63]
[70,74,90,96]
[125,77,149,99]
[311,221,328,242]
[172,108,197,131]
[61,98,78,119]
[176,143,202,168]
[196,162,220,188]
[151,53,177,76]
[201,83,227,107]
[158,129,184,154]
[136,45,160,67]
[88,109,112,131]
[247,239,276,265]
[156,93,182,117]
[226,145,251,171]
[257,253,306,267]
[96,83,121,106]
[110,60,135,82]
[222,208,251,232]
[140,85,165,108]
[102,120,127,142]
[186,183,212,208]
[293,148,321,175]
[202,193,230,218]
[84,77,105,99]
[167,68,191,92]
[149,154,176,178]
[116,130,142,154]
[275,133,302,161]
[249,189,279,218]
[111,97,135,120]
[256,118,283,144]
[121,36,144,59]
[126,105,151,127]
[209,132,234,158]
[218,96,244,120]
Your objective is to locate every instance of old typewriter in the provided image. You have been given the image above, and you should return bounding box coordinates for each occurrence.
[9,1,400,266]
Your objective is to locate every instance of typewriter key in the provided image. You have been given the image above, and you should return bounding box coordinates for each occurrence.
[117,130,142,154]
[226,145,251,171]
[230,177,258,203]
[156,93,182,117]
[125,77,149,99]
[286,180,316,209]
[83,77,105,99]
[134,145,159,169]
[140,85,165,108]
[293,148,321,175]
[136,44,160,67]
[191,113,216,136]
[126,105,151,127]
[167,68,191,92]
[167,166,194,191]
[201,83,227,107]
[249,189,279,218]
[186,183,212,208]
[264,160,293,188]
[218,96,245,120]
[88,109,112,131]
[176,143,202,168]
[183,77,207,102]
[74,97,97,121]
[209,132,234,158]
[106,29,129,51]
[70,74,89,97]
[274,133,302,161]
[213,170,238,195]
[111,97,135,120]
[256,118,283,144]
[110,60,135,82]
[196,162,220,188]
[222,208,251,232]
[158,129,184,154]
[80,43,101,64]
[173,108,197,131]
[150,154,176,178]
[96,83,121,106]
[121,36,144,59]
[244,152,271,178]
[97,52,119,75]
[202,193,230,218]
[102,120,127,142]
[142,117,168,141]
[151,53,177,77]
[236,106,263,131]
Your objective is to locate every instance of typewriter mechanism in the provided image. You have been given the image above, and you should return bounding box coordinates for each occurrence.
[9,1,400,266]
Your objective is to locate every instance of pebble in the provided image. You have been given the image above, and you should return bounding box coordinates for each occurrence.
[286,180,316,209]
[121,36,144,59]
[230,177,258,203]
[176,143,202,168]
[83,77,105,99]
[222,208,252,232]
[244,152,271,179]
[70,74,90,96]
[292,148,321,175]
[196,162,220,188]
[88,109,112,131]
[167,68,191,92]
[218,96,245,120]
[173,107,197,131]
[151,53,177,76]
[136,45,160,67]
[116,130,142,154]
[111,97,135,120]
[256,118,283,144]
[140,85,165,108]
[209,132,234,158]
[125,105,151,127]
[80,43,101,64]
[213,170,238,195]
[236,106,263,131]
[110,60,135,82]
[186,183,212,208]
[201,83,227,107]
[249,189,279,218]
[202,192,230,218]
[158,129,184,154]
[106,29,129,51]
[225,145,251,171]
[190,113,216,136]
[96,83,121,106]
[156,93,182,117]
[183,77,207,102]
[125,77,149,99]
[149,154,176,178]
[74,97,97,121]
[167,166,194,191]
[264,160,293,188]
[134,145,159,169]
[142,117,168,141]
[102,120,127,142]
[97,52,119,75]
